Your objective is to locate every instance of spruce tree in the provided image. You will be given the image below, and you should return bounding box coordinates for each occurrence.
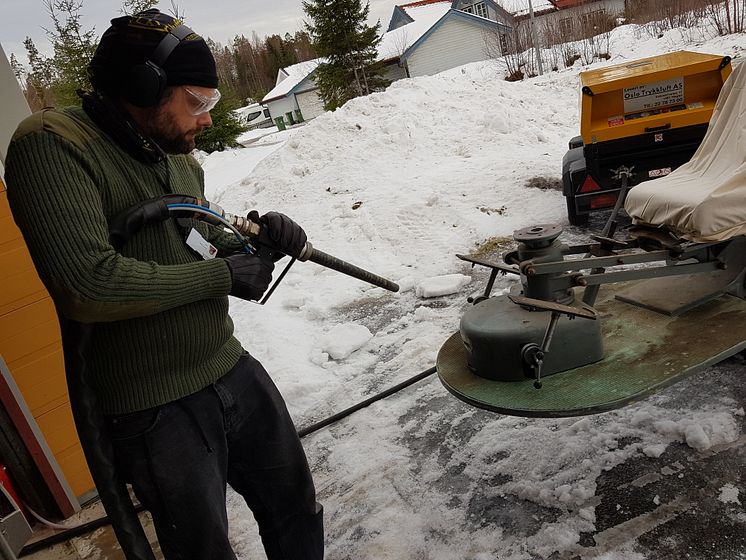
[194,93,248,153]
[43,0,98,106]
[21,37,56,109]
[120,0,158,14]
[303,0,388,110]
[265,34,298,77]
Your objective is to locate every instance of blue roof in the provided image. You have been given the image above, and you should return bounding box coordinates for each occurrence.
[387,5,415,31]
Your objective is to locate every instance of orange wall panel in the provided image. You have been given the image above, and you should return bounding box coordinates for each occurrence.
[9,346,68,416]
[0,182,94,505]
[55,446,93,499]
[35,404,80,452]
[0,300,61,365]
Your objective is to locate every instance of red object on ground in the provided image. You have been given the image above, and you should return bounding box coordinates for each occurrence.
[0,463,29,522]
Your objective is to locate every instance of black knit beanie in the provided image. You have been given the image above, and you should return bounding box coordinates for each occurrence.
[88,9,218,98]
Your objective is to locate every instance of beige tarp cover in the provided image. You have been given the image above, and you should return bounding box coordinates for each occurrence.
[624,62,746,242]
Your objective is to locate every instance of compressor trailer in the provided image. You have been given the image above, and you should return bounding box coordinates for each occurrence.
[563,51,732,226]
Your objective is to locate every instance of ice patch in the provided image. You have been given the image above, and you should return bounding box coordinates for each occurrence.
[642,443,667,458]
[415,274,471,298]
[281,295,307,309]
[396,276,416,293]
[578,507,595,522]
[413,306,438,321]
[653,419,679,435]
[630,409,654,426]
[684,423,711,451]
[309,350,329,366]
[321,323,373,360]
[650,412,740,452]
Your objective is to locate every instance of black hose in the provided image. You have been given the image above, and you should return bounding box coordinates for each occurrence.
[297,366,437,438]
[20,365,438,554]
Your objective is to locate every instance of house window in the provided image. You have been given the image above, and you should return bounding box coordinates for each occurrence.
[582,9,606,31]
[462,2,488,18]
[559,17,573,37]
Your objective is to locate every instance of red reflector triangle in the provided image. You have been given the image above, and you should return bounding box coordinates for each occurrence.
[579,175,601,193]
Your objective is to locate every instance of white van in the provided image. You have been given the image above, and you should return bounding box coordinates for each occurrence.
[235,103,273,129]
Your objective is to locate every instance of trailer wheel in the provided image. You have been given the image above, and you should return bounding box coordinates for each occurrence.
[566,196,589,226]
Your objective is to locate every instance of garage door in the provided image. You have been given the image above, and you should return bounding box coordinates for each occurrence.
[296,89,326,121]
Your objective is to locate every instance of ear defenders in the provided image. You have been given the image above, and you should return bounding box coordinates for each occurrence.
[123,23,195,107]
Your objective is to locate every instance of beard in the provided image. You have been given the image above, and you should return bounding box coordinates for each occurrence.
[145,106,201,154]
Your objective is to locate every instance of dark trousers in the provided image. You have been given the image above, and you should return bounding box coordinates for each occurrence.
[107,352,323,560]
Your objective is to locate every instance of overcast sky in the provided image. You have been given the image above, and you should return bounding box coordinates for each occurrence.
[1,0,402,65]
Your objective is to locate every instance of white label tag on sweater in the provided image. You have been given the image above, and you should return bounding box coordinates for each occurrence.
[186,229,218,260]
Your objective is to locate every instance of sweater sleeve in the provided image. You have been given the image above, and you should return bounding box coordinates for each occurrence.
[5,128,233,324]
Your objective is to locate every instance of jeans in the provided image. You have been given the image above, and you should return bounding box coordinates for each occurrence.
[107,352,323,560]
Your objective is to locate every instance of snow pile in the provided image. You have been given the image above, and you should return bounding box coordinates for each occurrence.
[197,15,746,560]
[207,59,575,283]
[633,407,741,452]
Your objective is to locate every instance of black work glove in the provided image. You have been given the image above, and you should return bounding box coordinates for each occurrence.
[248,210,307,258]
[224,254,274,301]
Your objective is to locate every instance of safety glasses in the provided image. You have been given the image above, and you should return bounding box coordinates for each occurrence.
[184,87,221,115]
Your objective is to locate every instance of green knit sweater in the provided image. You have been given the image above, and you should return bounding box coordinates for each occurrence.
[5,106,244,414]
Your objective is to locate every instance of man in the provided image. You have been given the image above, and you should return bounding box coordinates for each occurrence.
[4,9,323,560]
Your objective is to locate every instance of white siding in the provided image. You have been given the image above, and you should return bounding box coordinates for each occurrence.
[407,17,492,78]
[530,0,626,43]
[266,96,298,125]
[267,74,325,124]
[296,89,325,120]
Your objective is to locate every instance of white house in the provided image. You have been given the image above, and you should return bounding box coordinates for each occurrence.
[379,0,512,78]
[262,59,326,125]
[496,0,627,43]
[262,0,512,121]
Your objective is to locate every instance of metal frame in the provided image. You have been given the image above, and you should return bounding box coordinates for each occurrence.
[0,355,79,517]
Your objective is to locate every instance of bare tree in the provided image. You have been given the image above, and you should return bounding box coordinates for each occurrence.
[707,0,746,34]
[541,20,579,69]
[391,28,410,60]
[484,22,534,80]
[626,0,715,36]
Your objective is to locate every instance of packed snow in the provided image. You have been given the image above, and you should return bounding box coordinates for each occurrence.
[719,483,742,505]
[190,16,746,560]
